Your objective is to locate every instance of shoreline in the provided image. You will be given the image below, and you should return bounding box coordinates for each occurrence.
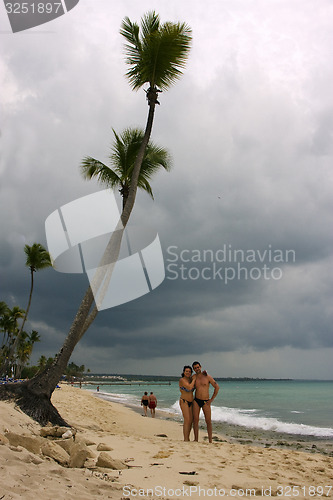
[93,390,333,457]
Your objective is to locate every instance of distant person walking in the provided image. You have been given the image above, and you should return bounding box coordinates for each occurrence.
[141,391,149,416]
[148,392,157,417]
[192,361,219,443]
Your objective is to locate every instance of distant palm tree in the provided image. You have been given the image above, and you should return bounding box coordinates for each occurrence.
[0,302,11,350]
[15,330,40,378]
[19,243,52,336]
[81,127,171,210]
[37,355,47,370]
[0,301,7,317]
[0,305,25,377]
[36,355,54,375]
[3,244,51,377]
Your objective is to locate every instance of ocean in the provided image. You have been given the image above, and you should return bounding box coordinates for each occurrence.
[81,377,333,439]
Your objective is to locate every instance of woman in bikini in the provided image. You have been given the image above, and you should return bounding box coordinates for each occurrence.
[179,365,196,441]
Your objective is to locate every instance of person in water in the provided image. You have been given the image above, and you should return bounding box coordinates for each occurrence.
[192,361,219,443]
[179,365,196,441]
[141,391,149,417]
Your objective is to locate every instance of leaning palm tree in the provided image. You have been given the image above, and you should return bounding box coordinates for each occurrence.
[81,127,171,210]
[0,11,191,426]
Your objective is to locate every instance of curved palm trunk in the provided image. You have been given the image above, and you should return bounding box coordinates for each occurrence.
[28,285,95,395]
[122,98,156,225]
[78,102,156,339]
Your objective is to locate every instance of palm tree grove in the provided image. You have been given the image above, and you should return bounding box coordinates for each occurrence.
[0,11,192,425]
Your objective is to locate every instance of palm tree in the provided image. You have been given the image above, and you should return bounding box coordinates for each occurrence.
[15,330,41,379]
[0,11,191,426]
[0,302,10,351]
[19,243,52,336]
[119,11,192,224]
[81,127,171,210]
[37,355,47,370]
[6,244,51,375]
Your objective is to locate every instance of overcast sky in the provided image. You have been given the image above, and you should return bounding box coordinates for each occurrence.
[1,0,332,379]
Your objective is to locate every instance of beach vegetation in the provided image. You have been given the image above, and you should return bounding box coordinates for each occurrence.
[0,11,191,426]
[14,329,41,379]
[37,355,55,372]
[65,362,86,381]
[19,359,87,380]
[0,303,41,379]
[0,304,25,376]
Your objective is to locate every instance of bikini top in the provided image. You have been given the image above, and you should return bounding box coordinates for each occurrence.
[179,386,194,392]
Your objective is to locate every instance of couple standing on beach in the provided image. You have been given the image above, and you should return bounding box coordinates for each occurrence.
[179,361,219,443]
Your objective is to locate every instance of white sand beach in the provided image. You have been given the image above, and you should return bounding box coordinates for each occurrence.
[0,384,332,499]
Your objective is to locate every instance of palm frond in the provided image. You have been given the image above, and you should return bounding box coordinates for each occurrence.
[120,17,143,90]
[143,22,192,89]
[80,157,121,188]
[121,12,192,91]
[120,17,141,54]
[80,128,171,201]
[137,177,154,199]
[141,11,160,38]
[24,244,51,271]
[110,129,128,175]
[110,128,143,178]
[142,146,172,178]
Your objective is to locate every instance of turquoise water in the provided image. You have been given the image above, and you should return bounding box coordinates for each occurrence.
[83,377,333,438]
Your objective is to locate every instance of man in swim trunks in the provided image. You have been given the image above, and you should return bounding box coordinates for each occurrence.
[148,392,157,418]
[192,361,219,443]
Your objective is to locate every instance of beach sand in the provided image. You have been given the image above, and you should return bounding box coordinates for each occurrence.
[0,384,332,499]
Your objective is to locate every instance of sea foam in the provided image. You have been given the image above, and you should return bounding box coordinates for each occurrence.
[169,400,333,438]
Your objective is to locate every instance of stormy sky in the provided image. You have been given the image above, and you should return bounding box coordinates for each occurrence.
[1,0,332,379]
